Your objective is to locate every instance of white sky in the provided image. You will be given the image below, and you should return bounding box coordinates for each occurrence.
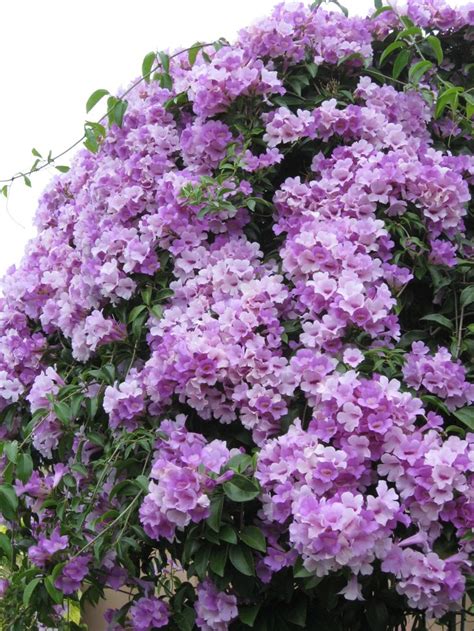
[0,0,461,277]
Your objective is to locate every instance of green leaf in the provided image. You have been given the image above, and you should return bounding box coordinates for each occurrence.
[435,87,463,119]
[460,286,474,308]
[379,41,405,67]
[284,595,307,628]
[227,453,253,474]
[17,453,34,483]
[128,304,147,323]
[142,51,156,83]
[207,495,224,533]
[0,533,13,563]
[408,60,433,84]
[160,73,173,90]
[23,175,32,187]
[1,185,8,198]
[229,545,255,576]
[45,575,63,604]
[209,545,228,577]
[293,557,314,578]
[86,88,109,113]
[174,607,196,631]
[239,603,261,627]
[0,484,18,521]
[453,407,474,430]
[155,288,174,302]
[135,475,149,494]
[113,99,128,127]
[396,26,422,40]
[219,524,238,544]
[188,42,202,67]
[420,314,453,329]
[372,5,393,17]
[31,147,42,158]
[426,35,443,65]
[392,49,411,79]
[223,474,260,503]
[53,401,71,425]
[86,397,100,422]
[4,440,18,464]
[330,0,348,16]
[23,577,41,607]
[158,51,170,73]
[367,600,389,631]
[193,545,211,579]
[239,526,266,553]
[55,165,70,173]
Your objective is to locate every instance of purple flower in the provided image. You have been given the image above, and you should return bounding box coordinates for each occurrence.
[0,578,9,597]
[195,580,238,631]
[130,596,169,630]
[54,554,91,594]
[28,529,69,567]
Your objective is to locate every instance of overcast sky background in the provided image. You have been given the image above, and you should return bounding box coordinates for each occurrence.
[0,0,462,278]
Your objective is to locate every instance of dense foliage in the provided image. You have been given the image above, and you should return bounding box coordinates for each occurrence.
[0,0,473,629]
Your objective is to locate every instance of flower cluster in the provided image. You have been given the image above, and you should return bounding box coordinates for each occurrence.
[139,416,233,540]
[0,1,472,629]
[195,580,238,631]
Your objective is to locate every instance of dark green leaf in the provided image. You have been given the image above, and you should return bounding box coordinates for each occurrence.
[420,314,453,329]
[367,600,389,631]
[155,288,174,302]
[239,603,261,627]
[193,545,211,579]
[174,607,196,631]
[53,401,71,425]
[372,5,394,18]
[379,41,406,67]
[392,49,411,79]
[460,286,474,308]
[227,453,253,474]
[284,595,307,628]
[453,407,474,430]
[113,99,128,127]
[142,52,156,83]
[219,524,238,544]
[293,557,313,578]
[45,575,63,604]
[158,51,170,72]
[0,533,13,563]
[408,60,433,84]
[397,26,422,40]
[128,304,147,324]
[239,526,266,553]
[4,441,18,464]
[17,453,34,483]
[31,147,42,158]
[23,577,41,607]
[188,43,202,67]
[0,484,18,521]
[86,88,109,113]
[229,545,255,576]
[209,545,228,577]
[435,87,463,119]
[207,494,224,533]
[426,35,443,64]
[55,165,70,173]
[223,474,260,503]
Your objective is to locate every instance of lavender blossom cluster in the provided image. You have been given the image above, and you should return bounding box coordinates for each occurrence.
[0,0,473,629]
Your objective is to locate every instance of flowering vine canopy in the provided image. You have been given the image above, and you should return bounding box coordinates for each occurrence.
[0,0,473,629]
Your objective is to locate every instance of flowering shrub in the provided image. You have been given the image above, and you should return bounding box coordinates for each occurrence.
[0,0,473,629]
